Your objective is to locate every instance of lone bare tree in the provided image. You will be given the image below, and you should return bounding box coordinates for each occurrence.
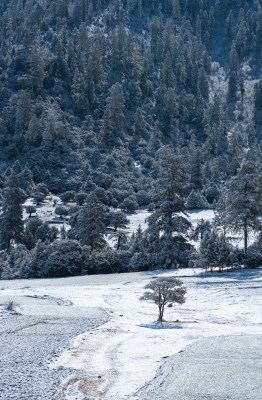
[140,277,186,322]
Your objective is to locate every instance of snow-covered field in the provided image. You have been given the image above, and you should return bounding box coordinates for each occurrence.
[1,267,261,399]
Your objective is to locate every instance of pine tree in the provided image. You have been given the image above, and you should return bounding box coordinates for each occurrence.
[227,71,238,105]
[196,230,231,272]
[225,149,262,253]
[146,146,192,267]
[15,91,32,135]
[26,240,48,278]
[70,193,106,252]
[190,149,203,190]
[0,172,26,250]
[30,49,45,95]
[101,83,125,145]
[131,224,146,253]
[191,219,211,241]
[186,190,208,210]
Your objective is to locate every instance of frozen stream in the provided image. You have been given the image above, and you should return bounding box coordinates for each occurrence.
[0,268,261,399]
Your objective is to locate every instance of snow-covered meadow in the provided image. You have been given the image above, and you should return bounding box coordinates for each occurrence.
[1,200,261,399]
[1,267,261,399]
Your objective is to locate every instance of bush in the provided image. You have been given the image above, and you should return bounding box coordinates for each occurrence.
[244,247,262,267]
[84,250,132,275]
[60,191,75,203]
[119,196,138,213]
[128,252,159,272]
[55,206,68,218]
[35,183,49,196]
[4,300,20,312]
[43,240,83,277]
[230,247,245,267]
[34,191,45,204]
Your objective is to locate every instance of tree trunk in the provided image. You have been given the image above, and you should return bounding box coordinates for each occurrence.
[117,234,121,250]
[158,305,164,322]
[244,221,248,254]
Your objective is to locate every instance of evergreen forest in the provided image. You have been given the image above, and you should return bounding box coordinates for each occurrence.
[1,0,262,278]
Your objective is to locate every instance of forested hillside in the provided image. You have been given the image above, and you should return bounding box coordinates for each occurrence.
[1,0,262,278]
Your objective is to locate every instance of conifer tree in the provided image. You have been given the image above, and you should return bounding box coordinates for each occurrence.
[225,149,262,253]
[0,172,26,250]
[69,193,106,252]
[197,230,231,272]
[146,146,192,267]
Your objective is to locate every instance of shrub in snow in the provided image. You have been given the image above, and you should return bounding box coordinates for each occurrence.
[128,252,159,272]
[43,240,83,277]
[4,300,21,312]
[84,250,132,275]
[75,191,87,205]
[204,185,220,204]
[186,189,208,210]
[244,247,262,267]
[55,206,68,218]
[35,183,49,196]
[60,191,75,203]
[135,190,152,206]
[119,196,138,213]
[34,191,45,204]
[106,210,129,232]
[230,247,245,267]
[140,277,186,322]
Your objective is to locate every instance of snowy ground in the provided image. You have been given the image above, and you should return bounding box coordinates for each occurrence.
[1,268,261,399]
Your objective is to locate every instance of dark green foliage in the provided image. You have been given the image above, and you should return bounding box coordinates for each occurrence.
[1,1,262,279]
[0,172,26,250]
[106,210,129,231]
[69,193,106,251]
[196,230,232,272]
[26,205,36,217]
[224,149,262,253]
[55,206,68,218]
[186,190,208,210]
[145,146,192,267]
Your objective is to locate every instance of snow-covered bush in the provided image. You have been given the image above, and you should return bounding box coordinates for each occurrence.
[55,206,68,218]
[204,185,220,204]
[85,250,132,275]
[119,196,139,213]
[43,240,83,277]
[128,252,160,272]
[244,247,262,267]
[60,191,75,203]
[0,245,30,279]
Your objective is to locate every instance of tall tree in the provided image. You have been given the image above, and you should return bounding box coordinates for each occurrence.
[69,193,106,252]
[146,146,192,267]
[0,172,26,250]
[101,82,125,145]
[225,149,262,253]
